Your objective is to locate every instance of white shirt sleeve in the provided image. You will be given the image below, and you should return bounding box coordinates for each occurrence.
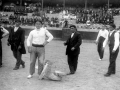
[113,32,119,51]
[1,27,9,37]
[96,30,101,42]
[27,31,33,47]
[103,30,109,48]
[45,29,53,42]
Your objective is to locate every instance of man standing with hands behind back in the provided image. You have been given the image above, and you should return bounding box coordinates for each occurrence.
[64,25,82,75]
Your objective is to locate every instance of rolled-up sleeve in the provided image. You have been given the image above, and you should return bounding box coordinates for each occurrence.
[113,32,119,51]
[45,29,54,42]
[1,27,9,37]
[96,30,101,42]
[103,30,109,48]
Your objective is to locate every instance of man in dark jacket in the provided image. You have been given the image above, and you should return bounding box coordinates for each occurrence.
[64,25,82,75]
[7,21,26,70]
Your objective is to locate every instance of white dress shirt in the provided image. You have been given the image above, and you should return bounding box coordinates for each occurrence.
[96,29,109,47]
[27,27,53,47]
[71,33,74,38]
[14,27,19,32]
[109,30,119,51]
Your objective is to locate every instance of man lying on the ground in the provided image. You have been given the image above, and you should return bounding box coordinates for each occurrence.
[38,60,67,81]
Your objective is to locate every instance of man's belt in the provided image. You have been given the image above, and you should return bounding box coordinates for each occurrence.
[32,44,44,47]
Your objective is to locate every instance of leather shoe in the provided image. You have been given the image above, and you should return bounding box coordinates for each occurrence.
[21,62,25,68]
[111,72,115,74]
[13,67,19,70]
[104,73,111,77]
[67,72,75,75]
[0,65,2,68]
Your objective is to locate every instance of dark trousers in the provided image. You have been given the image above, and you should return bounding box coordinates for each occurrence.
[0,41,2,66]
[108,46,119,74]
[97,36,105,59]
[67,54,79,73]
[12,49,25,68]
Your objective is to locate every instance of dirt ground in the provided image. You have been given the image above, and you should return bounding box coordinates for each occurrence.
[0,37,120,90]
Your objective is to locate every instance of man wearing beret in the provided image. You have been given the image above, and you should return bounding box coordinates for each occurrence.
[7,21,26,70]
[104,24,119,77]
[64,25,82,75]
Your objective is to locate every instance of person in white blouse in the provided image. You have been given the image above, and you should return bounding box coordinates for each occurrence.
[96,25,109,60]
[104,24,119,77]
[27,21,53,79]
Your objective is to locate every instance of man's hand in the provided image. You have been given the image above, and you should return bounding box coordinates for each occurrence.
[95,41,98,45]
[28,46,32,53]
[112,49,116,53]
[71,47,75,51]
[7,42,10,46]
[43,41,49,46]
[64,42,67,46]
[18,45,22,50]
[102,47,105,51]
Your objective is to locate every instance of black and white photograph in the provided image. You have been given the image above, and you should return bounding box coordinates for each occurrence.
[0,0,120,90]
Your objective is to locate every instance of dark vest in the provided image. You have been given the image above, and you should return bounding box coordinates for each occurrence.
[109,31,116,46]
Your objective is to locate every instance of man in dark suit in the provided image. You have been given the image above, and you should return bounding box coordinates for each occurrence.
[64,25,82,75]
[7,21,26,70]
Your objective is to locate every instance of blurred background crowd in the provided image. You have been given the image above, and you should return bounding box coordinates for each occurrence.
[0,0,120,28]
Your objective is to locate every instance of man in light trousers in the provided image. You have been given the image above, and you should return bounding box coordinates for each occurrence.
[27,21,53,79]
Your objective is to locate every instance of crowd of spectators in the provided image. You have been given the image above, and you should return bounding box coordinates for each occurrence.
[1,5,120,28]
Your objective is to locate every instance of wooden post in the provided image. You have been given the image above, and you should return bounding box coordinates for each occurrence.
[85,0,87,10]
[108,0,109,9]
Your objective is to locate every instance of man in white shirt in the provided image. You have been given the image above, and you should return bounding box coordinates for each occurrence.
[96,25,109,60]
[27,21,53,79]
[104,24,119,77]
[0,24,9,67]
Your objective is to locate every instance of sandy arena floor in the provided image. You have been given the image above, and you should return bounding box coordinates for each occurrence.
[0,37,120,90]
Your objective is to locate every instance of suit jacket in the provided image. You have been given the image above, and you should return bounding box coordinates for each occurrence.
[8,26,26,54]
[65,32,82,56]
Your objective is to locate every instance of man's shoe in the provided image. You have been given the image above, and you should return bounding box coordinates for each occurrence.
[13,67,19,70]
[111,72,115,74]
[0,65,2,68]
[104,73,111,77]
[67,72,75,75]
[27,75,33,79]
[22,62,25,68]
[99,58,102,61]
